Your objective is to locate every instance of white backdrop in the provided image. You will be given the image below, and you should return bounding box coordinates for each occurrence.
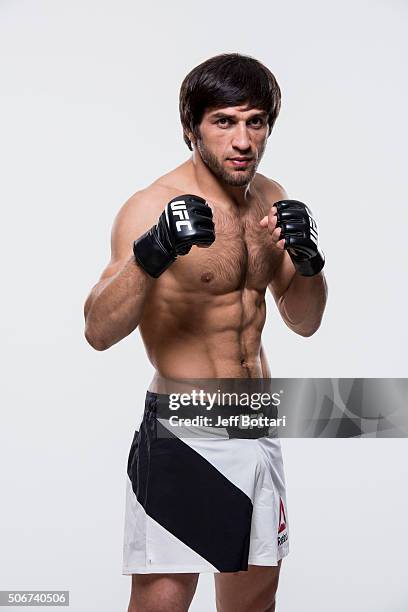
[0,1,407,610]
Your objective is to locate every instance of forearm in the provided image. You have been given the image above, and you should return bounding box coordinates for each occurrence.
[84,256,154,350]
[278,270,328,337]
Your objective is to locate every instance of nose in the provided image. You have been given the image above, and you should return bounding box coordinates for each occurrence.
[231,122,251,152]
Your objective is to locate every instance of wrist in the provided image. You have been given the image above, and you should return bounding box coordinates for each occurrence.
[293,250,325,277]
[133,229,176,278]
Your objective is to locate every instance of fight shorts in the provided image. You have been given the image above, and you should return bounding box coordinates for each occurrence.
[122,391,290,574]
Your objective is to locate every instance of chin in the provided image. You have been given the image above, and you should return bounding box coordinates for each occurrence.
[225,178,251,187]
[224,170,254,187]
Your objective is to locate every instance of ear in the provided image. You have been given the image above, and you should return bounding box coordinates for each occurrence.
[187,130,197,146]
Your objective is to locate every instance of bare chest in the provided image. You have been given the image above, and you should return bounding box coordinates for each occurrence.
[173,204,282,293]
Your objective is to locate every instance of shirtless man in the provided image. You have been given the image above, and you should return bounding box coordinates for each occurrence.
[84,53,327,612]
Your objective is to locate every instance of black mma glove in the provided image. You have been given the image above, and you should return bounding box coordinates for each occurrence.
[133,194,215,278]
[275,200,325,277]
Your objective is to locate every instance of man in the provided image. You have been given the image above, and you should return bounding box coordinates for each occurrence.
[84,53,327,612]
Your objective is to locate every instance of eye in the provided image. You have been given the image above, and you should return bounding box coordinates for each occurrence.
[216,117,232,127]
[249,117,266,128]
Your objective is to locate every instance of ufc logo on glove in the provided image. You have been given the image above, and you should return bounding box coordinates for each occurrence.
[170,200,192,232]
[133,193,215,277]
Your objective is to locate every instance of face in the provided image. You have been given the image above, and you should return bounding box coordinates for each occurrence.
[192,104,270,187]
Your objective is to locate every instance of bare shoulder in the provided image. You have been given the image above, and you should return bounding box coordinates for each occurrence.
[92,165,189,282]
[109,171,191,264]
[116,182,172,225]
[254,173,289,214]
[113,173,189,233]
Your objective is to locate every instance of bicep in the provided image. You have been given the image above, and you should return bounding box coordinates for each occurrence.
[99,189,158,282]
[85,191,154,305]
[84,190,158,318]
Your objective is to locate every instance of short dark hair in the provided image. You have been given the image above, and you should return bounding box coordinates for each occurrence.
[179,53,281,151]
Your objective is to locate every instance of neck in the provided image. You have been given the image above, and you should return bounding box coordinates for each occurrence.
[188,149,254,208]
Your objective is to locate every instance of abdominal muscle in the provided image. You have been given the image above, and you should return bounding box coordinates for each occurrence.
[139,285,270,386]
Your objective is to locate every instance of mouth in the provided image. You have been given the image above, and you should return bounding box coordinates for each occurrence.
[227,157,253,168]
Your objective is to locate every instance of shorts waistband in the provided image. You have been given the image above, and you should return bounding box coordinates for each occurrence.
[143,391,278,440]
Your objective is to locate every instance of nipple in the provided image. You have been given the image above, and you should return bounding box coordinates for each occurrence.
[201,272,214,283]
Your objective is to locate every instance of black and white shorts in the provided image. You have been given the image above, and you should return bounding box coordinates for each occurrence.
[122,391,289,574]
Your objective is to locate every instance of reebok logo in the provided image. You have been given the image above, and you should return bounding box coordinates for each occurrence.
[278,497,286,534]
[277,497,288,547]
[170,200,192,232]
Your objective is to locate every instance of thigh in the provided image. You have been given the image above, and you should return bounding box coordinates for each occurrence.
[128,573,199,612]
[214,561,282,612]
